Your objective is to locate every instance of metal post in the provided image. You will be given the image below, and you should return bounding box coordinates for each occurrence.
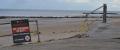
[103,4,107,23]
[36,20,40,42]
[85,14,88,21]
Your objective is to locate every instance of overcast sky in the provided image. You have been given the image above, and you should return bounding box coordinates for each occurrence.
[0,0,120,11]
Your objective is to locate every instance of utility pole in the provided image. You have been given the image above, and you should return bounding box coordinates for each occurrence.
[103,4,107,23]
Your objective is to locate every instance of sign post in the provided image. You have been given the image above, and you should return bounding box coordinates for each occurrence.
[11,19,31,44]
[35,20,40,42]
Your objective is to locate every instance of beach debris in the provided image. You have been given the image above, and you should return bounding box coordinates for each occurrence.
[112,37,120,39]
[58,34,89,40]
[52,32,56,34]
[45,39,55,42]
[70,34,89,38]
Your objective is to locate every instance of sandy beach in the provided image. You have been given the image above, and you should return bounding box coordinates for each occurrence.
[0,18,91,47]
[0,18,120,50]
[0,18,90,36]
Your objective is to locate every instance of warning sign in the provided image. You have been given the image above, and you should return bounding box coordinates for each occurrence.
[11,19,31,43]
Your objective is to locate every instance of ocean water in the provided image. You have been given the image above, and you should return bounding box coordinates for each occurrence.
[0,9,120,17]
[0,9,83,17]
